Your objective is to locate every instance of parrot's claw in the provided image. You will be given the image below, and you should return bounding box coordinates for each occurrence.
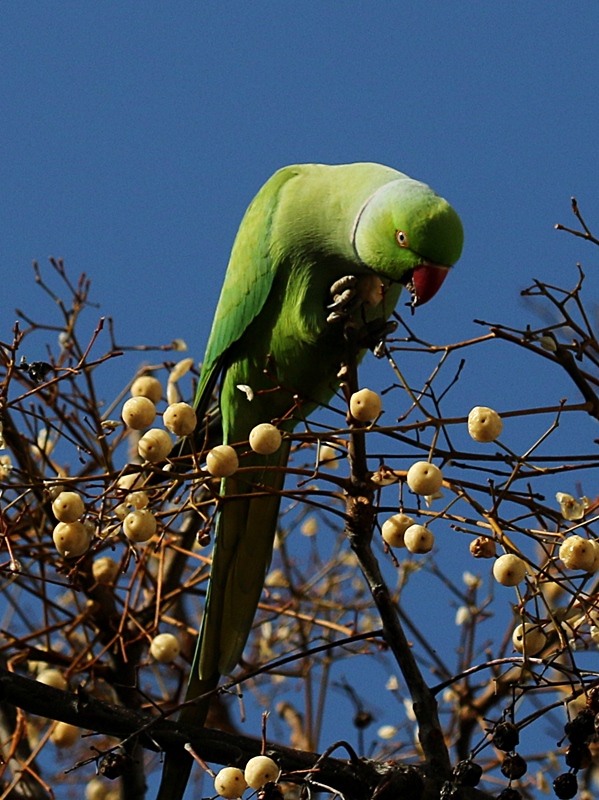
[329,275,358,296]
[327,287,357,312]
[359,319,398,357]
[327,275,364,324]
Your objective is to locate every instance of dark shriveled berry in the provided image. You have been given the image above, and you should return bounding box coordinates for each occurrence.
[353,710,374,729]
[98,751,129,780]
[492,721,520,751]
[564,707,595,744]
[257,783,284,800]
[500,753,527,780]
[565,741,591,770]
[553,772,578,800]
[452,759,483,787]
[497,789,522,799]
[439,781,459,799]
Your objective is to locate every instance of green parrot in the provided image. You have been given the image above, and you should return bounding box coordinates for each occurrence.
[156,162,463,799]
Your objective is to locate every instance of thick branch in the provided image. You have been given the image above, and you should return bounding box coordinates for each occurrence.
[0,668,494,800]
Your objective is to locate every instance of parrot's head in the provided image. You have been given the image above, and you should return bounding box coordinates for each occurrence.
[352,177,463,307]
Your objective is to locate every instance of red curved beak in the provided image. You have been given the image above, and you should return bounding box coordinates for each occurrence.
[408,263,450,307]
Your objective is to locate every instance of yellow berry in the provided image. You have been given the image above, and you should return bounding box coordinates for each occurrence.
[244,755,279,789]
[249,423,282,455]
[37,669,67,691]
[318,444,339,469]
[121,397,156,430]
[50,721,80,747]
[52,490,85,522]
[467,406,503,442]
[92,557,120,584]
[404,524,434,554]
[512,623,546,655]
[163,402,197,437]
[381,514,414,548]
[126,491,149,510]
[85,778,113,800]
[168,357,194,383]
[349,388,382,422]
[493,553,527,586]
[406,461,443,495]
[589,540,599,572]
[559,535,597,572]
[214,767,248,799]
[138,428,173,462]
[45,482,67,500]
[206,445,239,477]
[123,509,157,543]
[131,375,162,404]
[301,517,318,537]
[53,521,91,558]
[150,632,181,664]
[116,471,145,492]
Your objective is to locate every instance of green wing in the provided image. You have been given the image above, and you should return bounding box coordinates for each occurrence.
[194,166,300,419]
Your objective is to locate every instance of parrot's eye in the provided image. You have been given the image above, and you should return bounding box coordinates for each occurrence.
[395,230,409,248]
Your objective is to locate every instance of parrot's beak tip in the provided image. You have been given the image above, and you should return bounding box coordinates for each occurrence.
[406,263,450,307]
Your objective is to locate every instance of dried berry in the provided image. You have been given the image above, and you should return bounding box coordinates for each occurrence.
[492,721,520,751]
[257,783,284,800]
[500,753,527,780]
[565,708,595,744]
[98,751,129,780]
[497,790,522,800]
[439,781,459,799]
[470,535,496,558]
[565,742,591,770]
[452,759,482,787]
[353,710,374,729]
[553,772,578,800]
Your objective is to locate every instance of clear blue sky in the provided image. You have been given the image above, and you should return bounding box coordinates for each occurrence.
[3,4,599,797]
[3,2,599,366]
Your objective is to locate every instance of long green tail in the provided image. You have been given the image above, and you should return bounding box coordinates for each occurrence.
[156,443,290,799]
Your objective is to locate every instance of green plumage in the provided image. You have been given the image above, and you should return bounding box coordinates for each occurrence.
[157,163,463,800]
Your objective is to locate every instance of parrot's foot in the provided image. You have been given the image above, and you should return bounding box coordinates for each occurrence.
[359,319,399,357]
[326,275,361,323]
